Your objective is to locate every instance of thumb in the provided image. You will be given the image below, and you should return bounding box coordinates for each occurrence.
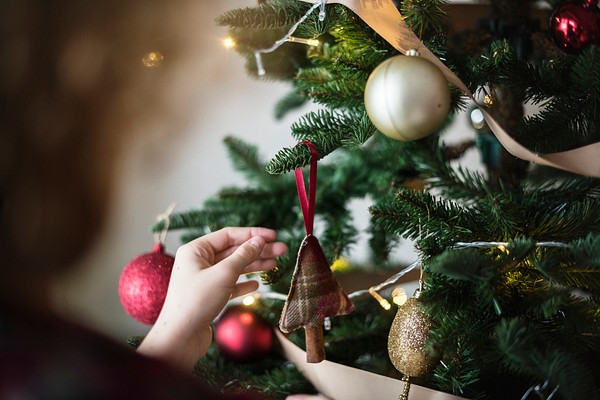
[222,235,266,274]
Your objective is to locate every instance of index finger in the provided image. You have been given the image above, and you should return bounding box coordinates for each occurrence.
[198,227,278,253]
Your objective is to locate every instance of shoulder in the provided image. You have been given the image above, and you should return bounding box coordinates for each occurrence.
[0,305,258,399]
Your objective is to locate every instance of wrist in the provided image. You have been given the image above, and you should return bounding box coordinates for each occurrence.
[137,318,212,372]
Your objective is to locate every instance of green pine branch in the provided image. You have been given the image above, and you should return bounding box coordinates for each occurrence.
[370,188,480,248]
[215,0,306,30]
[274,89,308,120]
[175,1,600,398]
[266,109,376,174]
[422,149,495,201]
[495,318,598,400]
[223,136,276,186]
[400,0,449,39]
[295,66,367,109]
[194,344,314,400]
[526,198,600,240]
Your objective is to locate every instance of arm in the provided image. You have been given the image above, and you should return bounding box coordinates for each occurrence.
[137,227,288,371]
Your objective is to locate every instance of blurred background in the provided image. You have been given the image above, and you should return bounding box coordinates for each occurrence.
[54,0,480,343]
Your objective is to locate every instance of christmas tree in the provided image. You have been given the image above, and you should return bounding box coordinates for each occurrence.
[149,1,600,399]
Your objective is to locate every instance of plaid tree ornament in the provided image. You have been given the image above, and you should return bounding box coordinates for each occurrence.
[278,141,354,363]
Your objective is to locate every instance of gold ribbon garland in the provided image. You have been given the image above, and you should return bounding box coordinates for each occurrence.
[300,0,600,178]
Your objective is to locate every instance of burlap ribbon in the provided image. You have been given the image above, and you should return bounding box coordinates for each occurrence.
[277,330,467,400]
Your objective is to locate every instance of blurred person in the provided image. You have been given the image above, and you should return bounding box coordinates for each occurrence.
[0,0,293,398]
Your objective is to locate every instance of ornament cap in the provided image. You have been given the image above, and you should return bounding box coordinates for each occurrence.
[152,242,165,253]
[406,49,420,57]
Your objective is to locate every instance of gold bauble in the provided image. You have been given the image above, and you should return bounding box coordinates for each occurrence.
[364,54,451,141]
[388,293,437,377]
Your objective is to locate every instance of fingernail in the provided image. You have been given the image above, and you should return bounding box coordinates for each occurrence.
[249,236,265,249]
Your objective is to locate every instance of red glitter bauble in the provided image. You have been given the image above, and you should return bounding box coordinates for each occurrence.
[549,0,600,54]
[118,243,174,324]
[214,305,274,363]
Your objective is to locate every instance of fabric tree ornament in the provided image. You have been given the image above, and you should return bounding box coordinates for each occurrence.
[279,141,354,363]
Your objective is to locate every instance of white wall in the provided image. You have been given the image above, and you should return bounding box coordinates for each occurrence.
[56,0,482,342]
[55,0,296,341]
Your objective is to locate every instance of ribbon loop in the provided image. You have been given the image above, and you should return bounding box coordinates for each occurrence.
[295,141,319,235]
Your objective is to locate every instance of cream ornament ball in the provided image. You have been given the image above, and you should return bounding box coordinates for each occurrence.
[364,52,451,141]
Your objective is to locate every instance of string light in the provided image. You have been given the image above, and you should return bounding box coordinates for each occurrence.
[318,0,327,21]
[392,287,408,306]
[365,260,420,310]
[483,94,494,107]
[235,240,571,313]
[369,288,392,310]
[453,241,569,249]
[497,244,508,253]
[234,259,419,310]
[242,294,257,306]
[253,0,326,77]
[287,36,320,47]
[521,380,559,400]
[222,36,236,49]
[330,257,351,272]
[470,108,486,130]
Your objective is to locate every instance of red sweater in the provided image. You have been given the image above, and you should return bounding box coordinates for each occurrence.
[0,303,263,400]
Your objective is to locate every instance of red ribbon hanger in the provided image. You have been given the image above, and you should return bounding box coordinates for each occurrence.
[294,141,318,235]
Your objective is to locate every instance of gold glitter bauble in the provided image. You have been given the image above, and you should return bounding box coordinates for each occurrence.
[388,293,436,377]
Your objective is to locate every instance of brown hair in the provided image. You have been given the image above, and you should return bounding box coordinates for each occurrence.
[0,0,191,291]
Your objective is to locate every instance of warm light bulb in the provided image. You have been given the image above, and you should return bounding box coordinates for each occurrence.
[141,51,164,68]
[222,37,236,49]
[497,244,509,254]
[392,287,408,306]
[287,36,320,47]
[470,108,486,130]
[369,288,392,310]
[379,299,392,310]
[331,257,350,272]
[242,295,256,306]
[484,94,494,107]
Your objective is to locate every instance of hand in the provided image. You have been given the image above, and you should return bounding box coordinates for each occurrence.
[286,395,332,400]
[137,227,288,371]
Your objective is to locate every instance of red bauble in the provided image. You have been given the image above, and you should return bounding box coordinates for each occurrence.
[118,243,174,324]
[214,305,274,363]
[549,0,600,54]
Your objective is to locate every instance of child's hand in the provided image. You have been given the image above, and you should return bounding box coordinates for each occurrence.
[137,227,288,371]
